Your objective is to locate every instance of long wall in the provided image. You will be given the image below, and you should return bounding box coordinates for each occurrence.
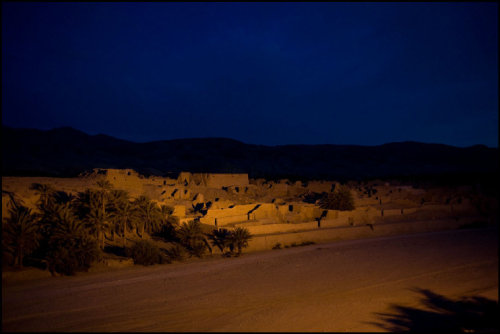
[206,173,249,188]
[177,172,249,188]
[200,203,281,226]
[199,200,477,229]
[100,169,145,192]
[235,221,319,235]
[244,216,481,252]
[219,203,479,236]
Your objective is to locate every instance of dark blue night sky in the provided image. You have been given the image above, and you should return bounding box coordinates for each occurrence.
[2,2,498,147]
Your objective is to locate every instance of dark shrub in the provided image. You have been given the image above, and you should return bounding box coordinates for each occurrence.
[46,234,100,275]
[158,217,179,242]
[126,239,163,266]
[300,241,315,246]
[302,191,327,204]
[318,185,355,211]
[165,243,186,261]
[189,241,208,258]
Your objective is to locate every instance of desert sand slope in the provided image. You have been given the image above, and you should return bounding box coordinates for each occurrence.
[2,227,498,332]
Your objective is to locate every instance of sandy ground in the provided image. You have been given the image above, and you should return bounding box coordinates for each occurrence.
[2,227,498,332]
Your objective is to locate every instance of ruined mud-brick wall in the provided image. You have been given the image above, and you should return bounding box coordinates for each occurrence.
[87,168,178,198]
[199,203,286,226]
[200,204,257,226]
[96,169,146,193]
[2,176,90,219]
[147,175,177,187]
[176,172,249,188]
[305,181,336,193]
[159,186,192,201]
[205,173,249,188]
[199,202,330,227]
[185,173,249,188]
[177,172,193,185]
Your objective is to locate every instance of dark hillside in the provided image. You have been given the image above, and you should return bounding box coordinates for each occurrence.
[2,126,497,182]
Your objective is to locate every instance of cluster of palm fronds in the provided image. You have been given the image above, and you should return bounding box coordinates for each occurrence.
[170,221,253,258]
[2,181,176,274]
[206,226,253,257]
[2,181,253,274]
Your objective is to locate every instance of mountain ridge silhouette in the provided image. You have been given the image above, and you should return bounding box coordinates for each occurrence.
[2,125,498,181]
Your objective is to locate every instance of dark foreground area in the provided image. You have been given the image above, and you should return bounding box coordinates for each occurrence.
[2,227,498,332]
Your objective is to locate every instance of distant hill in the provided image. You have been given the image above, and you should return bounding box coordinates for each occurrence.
[2,126,498,183]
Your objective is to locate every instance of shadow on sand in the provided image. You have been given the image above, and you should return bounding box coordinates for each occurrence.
[369,288,499,332]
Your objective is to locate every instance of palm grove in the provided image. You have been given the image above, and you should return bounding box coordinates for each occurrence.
[2,181,252,275]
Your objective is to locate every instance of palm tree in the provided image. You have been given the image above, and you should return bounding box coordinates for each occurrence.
[50,203,87,240]
[75,187,113,250]
[30,183,55,210]
[107,189,130,241]
[134,196,162,238]
[109,189,129,204]
[74,189,93,212]
[2,190,24,209]
[110,198,139,247]
[86,196,110,250]
[228,227,252,256]
[75,189,108,250]
[2,204,40,267]
[52,190,75,205]
[96,179,113,193]
[160,204,174,217]
[96,180,113,236]
[38,202,82,241]
[96,180,113,209]
[207,228,232,255]
[158,205,178,241]
[46,203,99,275]
[177,220,211,257]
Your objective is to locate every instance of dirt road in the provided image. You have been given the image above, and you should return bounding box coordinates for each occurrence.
[2,227,498,332]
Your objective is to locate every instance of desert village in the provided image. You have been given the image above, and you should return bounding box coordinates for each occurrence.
[2,168,498,332]
[2,168,488,259]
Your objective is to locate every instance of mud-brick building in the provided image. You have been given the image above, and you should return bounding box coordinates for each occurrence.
[177,172,249,188]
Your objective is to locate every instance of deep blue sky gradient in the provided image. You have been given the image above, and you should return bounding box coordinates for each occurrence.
[2,2,498,147]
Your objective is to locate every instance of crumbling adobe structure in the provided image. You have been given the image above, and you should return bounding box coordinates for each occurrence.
[177,172,249,188]
[2,168,489,249]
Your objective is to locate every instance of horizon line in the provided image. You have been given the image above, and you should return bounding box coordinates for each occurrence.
[2,124,497,149]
